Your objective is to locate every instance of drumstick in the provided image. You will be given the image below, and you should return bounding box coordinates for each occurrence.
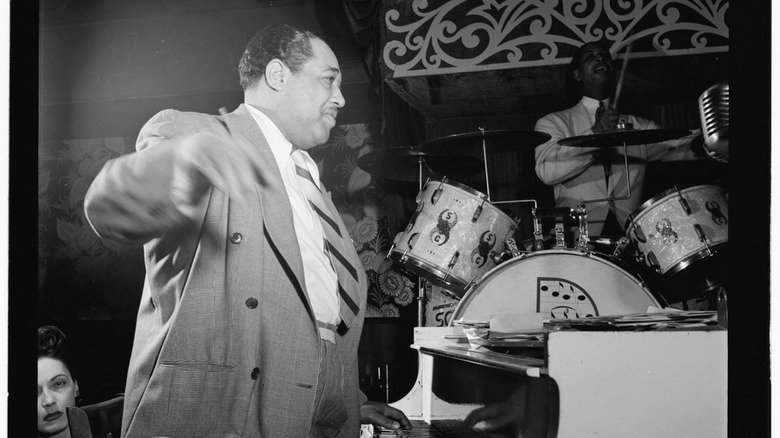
[611,43,632,110]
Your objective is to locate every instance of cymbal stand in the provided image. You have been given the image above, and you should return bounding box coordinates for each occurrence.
[475,126,541,247]
[574,204,590,250]
[416,156,425,327]
[533,207,575,249]
[577,122,635,243]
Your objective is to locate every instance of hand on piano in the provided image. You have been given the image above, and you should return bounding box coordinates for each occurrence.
[361,400,413,434]
[462,401,525,434]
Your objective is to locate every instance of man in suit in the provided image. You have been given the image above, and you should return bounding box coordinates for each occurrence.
[84,23,411,437]
[533,41,703,238]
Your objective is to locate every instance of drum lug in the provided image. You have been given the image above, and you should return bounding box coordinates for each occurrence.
[472,206,483,222]
[431,179,446,205]
[693,224,713,254]
[395,241,412,261]
[647,252,661,272]
[472,198,486,222]
[444,251,460,280]
[633,224,647,243]
[675,186,692,215]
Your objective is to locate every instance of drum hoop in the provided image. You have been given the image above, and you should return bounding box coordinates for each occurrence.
[430,178,485,198]
[426,179,518,226]
[469,248,652,295]
[388,249,468,292]
[663,242,728,275]
[625,184,726,229]
[451,249,662,324]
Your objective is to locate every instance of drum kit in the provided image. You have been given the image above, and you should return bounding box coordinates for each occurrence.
[357,125,729,326]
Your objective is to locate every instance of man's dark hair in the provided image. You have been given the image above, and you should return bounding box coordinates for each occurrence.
[238,23,321,90]
[563,41,614,104]
[38,325,77,381]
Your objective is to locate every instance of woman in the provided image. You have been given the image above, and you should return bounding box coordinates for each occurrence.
[38,325,79,438]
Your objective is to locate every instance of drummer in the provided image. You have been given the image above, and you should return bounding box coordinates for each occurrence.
[533,41,706,238]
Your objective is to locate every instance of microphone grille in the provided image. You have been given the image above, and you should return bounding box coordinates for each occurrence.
[698,82,729,162]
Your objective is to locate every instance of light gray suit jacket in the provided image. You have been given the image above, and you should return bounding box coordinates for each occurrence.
[84,104,367,437]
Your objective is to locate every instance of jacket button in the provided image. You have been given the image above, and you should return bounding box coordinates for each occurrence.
[229,232,243,244]
[245,297,258,309]
[251,367,260,380]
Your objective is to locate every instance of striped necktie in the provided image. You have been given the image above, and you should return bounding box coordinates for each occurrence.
[291,149,361,329]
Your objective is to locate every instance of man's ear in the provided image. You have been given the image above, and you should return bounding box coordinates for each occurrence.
[572,68,582,82]
[265,59,287,91]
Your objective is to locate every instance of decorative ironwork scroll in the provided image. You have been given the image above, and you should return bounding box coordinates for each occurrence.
[383,0,729,78]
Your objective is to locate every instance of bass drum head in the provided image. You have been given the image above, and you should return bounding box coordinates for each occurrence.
[451,249,664,323]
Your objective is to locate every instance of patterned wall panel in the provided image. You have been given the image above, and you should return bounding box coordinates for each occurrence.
[383,0,729,78]
[38,124,417,320]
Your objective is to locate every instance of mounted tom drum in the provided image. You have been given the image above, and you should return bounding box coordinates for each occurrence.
[389,178,517,298]
[625,184,728,303]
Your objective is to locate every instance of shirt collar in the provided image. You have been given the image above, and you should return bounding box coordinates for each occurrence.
[581,95,610,113]
[244,103,322,194]
[244,103,295,168]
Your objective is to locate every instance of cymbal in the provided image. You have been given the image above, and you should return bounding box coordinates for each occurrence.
[356,147,484,182]
[558,128,692,147]
[420,130,552,155]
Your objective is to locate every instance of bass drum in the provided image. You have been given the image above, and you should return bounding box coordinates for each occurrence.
[451,249,665,323]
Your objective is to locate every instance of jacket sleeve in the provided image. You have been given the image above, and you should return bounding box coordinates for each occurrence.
[533,113,601,186]
[84,109,211,246]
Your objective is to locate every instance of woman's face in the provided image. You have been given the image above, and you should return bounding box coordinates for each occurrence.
[38,357,78,437]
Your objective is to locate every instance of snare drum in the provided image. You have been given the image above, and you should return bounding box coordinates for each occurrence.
[625,185,728,276]
[389,178,517,297]
[451,249,664,322]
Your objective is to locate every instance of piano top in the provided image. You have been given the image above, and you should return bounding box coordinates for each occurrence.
[414,344,545,378]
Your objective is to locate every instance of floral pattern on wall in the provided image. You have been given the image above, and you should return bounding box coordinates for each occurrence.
[38,123,415,320]
[38,137,146,320]
[310,123,417,318]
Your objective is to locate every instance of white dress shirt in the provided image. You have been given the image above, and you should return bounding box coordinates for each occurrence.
[245,104,340,333]
[534,96,699,236]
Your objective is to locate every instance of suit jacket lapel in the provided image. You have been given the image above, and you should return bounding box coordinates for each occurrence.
[221,104,315,322]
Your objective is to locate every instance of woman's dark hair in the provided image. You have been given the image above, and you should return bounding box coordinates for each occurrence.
[38,325,76,381]
[238,23,320,90]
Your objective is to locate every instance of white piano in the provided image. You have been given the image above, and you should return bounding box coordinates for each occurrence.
[388,325,727,438]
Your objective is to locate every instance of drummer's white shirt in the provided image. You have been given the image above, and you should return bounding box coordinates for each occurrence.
[534,96,700,235]
[245,104,340,331]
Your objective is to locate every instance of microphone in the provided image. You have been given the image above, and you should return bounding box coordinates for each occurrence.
[698,81,729,163]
